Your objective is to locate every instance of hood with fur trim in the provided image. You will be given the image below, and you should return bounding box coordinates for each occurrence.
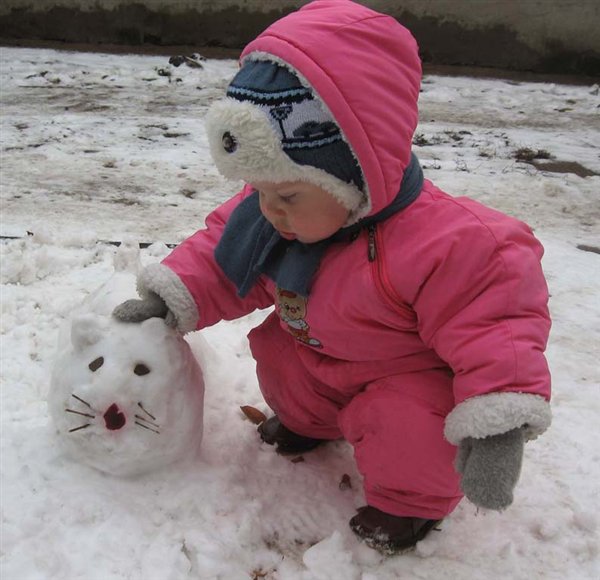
[206,0,422,223]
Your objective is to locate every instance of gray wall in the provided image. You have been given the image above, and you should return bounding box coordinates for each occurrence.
[1,0,599,75]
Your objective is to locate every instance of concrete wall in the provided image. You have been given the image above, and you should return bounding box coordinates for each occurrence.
[1,0,599,75]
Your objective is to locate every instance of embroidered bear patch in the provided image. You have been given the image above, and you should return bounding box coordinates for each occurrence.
[276,287,322,348]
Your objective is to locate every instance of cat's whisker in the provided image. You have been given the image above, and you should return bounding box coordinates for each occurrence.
[69,423,91,433]
[135,421,160,434]
[134,414,160,429]
[137,402,156,421]
[71,394,93,409]
[65,408,95,419]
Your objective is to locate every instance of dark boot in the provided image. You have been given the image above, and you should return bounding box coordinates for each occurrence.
[258,415,324,455]
[350,506,442,554]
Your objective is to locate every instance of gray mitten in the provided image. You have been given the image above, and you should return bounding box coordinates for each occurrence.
[455,427,525,510]
[112,291,177,328]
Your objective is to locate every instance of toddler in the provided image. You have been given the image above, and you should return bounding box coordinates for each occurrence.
[114,0,552,554]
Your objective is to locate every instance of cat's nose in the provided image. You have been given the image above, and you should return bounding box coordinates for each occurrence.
[103,403,126,430]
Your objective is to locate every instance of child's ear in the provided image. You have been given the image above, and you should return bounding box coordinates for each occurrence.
[71,314,107,351]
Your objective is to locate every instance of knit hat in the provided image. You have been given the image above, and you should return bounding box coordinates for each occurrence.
[205,57,368,221]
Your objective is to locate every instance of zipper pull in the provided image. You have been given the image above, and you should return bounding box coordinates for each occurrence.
[367,224,376,262]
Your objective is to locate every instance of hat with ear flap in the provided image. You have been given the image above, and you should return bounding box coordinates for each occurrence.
[205,57,369,222]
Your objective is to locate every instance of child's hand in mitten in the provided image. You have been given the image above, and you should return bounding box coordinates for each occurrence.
[112,291,177,328]
[455,428,525,510]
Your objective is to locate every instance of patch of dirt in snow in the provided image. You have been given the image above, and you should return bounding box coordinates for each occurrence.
[2,48,599,247]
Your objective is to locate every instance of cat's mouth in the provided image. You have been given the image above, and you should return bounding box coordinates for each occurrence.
[66,395,160,434]
[104,403,126,430]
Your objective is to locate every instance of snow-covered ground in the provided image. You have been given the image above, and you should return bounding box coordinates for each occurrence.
[1,47,599,580]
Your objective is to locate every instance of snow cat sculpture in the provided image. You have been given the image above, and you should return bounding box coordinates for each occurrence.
[48,243,205,476]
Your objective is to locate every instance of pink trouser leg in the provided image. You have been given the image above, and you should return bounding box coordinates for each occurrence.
[249,314,346,439]
[338,371,463,520]
[250,316,462,519]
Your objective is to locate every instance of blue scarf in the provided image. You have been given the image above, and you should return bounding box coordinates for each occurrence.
[215,153,424,298]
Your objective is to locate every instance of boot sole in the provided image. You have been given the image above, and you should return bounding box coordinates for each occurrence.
[352,519,443,555]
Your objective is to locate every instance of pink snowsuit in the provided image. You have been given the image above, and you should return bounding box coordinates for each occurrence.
[141,0,552,519]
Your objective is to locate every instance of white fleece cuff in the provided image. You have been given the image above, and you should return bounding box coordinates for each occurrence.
[137,263,199,334]
[444,392,552,445]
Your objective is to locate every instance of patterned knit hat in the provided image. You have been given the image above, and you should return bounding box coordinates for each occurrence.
[205,58,368,220]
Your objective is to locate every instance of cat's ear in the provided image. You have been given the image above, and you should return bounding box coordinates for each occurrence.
[140,317,170,334]
[71,314,107,351]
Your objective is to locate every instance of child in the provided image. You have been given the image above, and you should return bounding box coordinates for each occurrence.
[114,0,552,554]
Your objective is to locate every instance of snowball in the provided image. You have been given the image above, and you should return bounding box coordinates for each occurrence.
[48,246,204,476]
[302,531,360,580]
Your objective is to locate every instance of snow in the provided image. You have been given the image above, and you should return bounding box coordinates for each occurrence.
[1,47,599,579]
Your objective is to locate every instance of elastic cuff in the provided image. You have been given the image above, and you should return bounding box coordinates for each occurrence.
[364,490,462,520]
[138,263,199,334]
[444,392,552,445]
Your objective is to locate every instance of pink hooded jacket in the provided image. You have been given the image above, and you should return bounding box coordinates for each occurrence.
[139,0,552,446]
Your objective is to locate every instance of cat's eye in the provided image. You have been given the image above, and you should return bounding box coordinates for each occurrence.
[89,357,104,372]
[134,363,151,376]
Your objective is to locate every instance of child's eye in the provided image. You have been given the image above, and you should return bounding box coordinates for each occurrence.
[279,193,297,204]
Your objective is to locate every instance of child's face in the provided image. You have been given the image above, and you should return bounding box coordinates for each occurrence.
[252,180,350,244]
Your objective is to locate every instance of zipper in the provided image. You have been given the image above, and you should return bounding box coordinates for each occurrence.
[367,224,376,262]
[367,224,415,320]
